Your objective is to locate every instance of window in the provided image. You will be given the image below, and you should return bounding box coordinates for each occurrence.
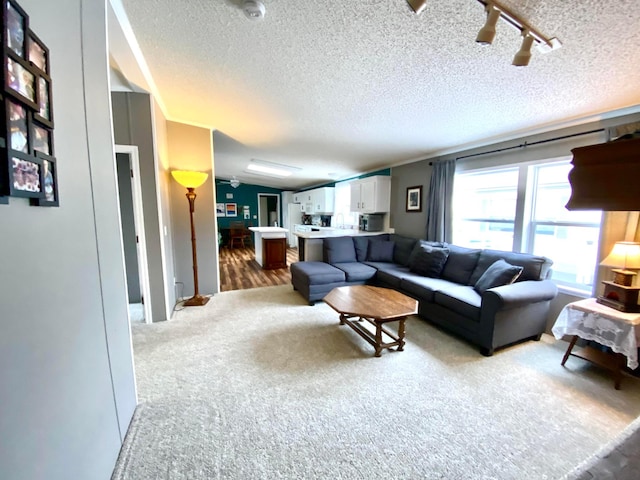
[453,159,601,293]
[332,180,358,228]
[452,168,518,251]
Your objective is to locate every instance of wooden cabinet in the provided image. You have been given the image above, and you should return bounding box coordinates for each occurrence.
[262,237,287,270]
[350,176,391,213]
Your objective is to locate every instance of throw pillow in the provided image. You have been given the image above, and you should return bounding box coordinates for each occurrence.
[367,240,395,262]
[408,245,450,278]
[473,259,524,294]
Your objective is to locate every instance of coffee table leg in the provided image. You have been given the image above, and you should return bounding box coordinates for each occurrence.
[374,322,382,357]
[339,313,345,325]
[397,318,406,351]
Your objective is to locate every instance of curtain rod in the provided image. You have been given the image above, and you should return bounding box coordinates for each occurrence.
[429,128,605,165]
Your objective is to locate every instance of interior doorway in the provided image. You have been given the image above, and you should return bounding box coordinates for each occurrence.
[258,193,280,227]
[115,145,152,324]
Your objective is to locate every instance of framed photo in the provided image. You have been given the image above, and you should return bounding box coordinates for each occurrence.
[216,202,225,217]
[27,30,47,73]
[30,151,58,206]
[5,0,27,58]
[34,74,52,126]
[31,121,51,155]
[406,185,422,212]
[6,150,42,198]
[225,203,237,217]
[6,97,29,153]
[5,54,37,108]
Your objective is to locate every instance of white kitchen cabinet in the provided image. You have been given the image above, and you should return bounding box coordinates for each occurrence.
[295,187,335,214]
[350,175,391,213]
[312,187,334,214]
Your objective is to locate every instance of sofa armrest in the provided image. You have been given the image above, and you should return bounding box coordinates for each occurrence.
[482,280,558,311]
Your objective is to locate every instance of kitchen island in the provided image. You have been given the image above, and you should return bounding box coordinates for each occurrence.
[248,226,289,269]
[294,229,390,262]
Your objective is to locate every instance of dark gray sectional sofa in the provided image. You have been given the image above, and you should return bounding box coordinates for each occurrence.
[290,233,558,356]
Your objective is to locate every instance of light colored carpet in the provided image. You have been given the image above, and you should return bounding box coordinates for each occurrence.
[113,285,640,479]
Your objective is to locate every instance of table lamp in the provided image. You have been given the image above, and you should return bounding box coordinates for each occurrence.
[600,241,640,286]
[597,241,640,312]
[172,170,210,306]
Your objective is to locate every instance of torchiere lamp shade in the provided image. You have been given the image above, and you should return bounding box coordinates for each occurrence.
[171,170,208,189]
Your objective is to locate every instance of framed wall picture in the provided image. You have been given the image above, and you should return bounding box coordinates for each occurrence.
[27,30,47,73]
[34,74,52,126]
[4,0,27,58]
[5,54,37,108]
[216,202,225,217]
[225,203,237,217]
[31,121,51,155]
[406,185,422,212]
[6,149,42,198]
[6,97,29,153]
[30,151,57,206]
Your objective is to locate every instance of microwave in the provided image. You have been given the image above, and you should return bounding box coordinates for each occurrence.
[359,214,384,232]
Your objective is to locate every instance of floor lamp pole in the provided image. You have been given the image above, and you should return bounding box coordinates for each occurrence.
[184,187,209,306]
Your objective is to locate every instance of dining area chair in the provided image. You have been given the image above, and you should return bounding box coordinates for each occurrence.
[228,221,251,248]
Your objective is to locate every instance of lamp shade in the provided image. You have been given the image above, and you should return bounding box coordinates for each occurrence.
[600,242,640,270]
[171,170,208,189]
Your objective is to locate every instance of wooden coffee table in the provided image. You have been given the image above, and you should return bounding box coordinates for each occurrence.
[324,285,418,357]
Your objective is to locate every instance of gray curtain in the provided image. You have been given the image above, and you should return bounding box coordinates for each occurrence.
[425,159,456,242]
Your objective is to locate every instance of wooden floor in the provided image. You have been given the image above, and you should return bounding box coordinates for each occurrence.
[218,245,300,292]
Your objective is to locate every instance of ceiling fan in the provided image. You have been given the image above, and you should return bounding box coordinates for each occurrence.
[218,176,241,188]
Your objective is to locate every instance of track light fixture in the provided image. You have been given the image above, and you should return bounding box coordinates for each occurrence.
[474,0,561,66]
[407,0,428,15]
[512,30,534,67]
[475,4,501,45]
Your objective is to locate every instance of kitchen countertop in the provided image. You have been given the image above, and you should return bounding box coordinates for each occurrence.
[248,227,288,234]
[294,229,392,239]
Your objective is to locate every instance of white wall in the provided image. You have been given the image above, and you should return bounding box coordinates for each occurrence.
[0,1,136,478]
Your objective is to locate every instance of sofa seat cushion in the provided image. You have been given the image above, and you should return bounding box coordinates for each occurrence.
[400,275,459,302]
[433,286,482,321]
[332,262,377,282]
[290,261,345,285]
[364,262,410,288]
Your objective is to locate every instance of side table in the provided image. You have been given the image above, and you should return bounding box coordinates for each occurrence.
[552,298,640,389]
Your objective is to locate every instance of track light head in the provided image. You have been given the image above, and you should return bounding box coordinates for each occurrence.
[512,31,535,66]
[407,0,428,15]
[476,4,501,45]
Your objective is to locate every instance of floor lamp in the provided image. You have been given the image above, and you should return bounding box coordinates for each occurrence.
[171,170,210,306]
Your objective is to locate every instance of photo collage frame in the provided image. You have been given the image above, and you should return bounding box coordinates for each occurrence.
[0,0,57,206]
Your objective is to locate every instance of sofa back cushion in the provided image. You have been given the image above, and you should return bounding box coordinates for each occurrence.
[323,236,357,264]
[408,244,450,278]
[352,234,390,262]
[473,259,523,294]
[441,244,482,285]
[367,240,395,262]
[390,234,418,266]
[469,249,553,284]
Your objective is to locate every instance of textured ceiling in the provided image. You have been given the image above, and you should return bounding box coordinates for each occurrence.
[113,0,640,189]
